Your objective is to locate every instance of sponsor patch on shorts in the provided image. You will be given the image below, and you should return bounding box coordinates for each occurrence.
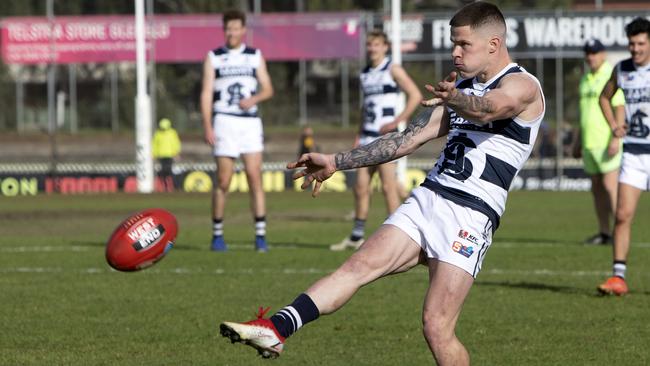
[452,241,474,258]
[457,229,480,245]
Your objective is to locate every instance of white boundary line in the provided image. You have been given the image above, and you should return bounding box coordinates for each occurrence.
[2,241,650,253]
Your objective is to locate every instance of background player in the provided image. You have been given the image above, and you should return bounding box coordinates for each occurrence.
[597,17,650,295]
[200,10,274,252]
[219,3,545,364]
[331,30,422,251]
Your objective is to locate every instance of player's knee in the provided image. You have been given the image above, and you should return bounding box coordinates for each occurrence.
[354,184,369,197]
[215,179,230,192]
[380,181,396,195]
[615,206,634,224]
[422,314,454,347]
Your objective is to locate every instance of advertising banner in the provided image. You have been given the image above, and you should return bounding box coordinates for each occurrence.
[1,13,361,64]
[383,11,650,57]
[0,163,590,196]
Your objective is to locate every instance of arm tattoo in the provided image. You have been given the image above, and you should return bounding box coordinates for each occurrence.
[447,92,495,119]
[335,108,434,171]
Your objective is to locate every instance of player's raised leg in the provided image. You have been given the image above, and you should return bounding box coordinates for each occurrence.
[242,151,268,252]
[221,224,423,357]
[211,156,235,251]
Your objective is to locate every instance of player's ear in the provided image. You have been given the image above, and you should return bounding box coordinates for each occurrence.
[488,36,500,54]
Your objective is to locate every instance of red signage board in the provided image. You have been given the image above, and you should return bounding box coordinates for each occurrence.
[0,13,361,64]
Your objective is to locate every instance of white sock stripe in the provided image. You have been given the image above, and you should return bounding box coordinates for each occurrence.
[255,221,266,236]
[278,309,297,332]
[285,306,303,330]
[213,222,224,236]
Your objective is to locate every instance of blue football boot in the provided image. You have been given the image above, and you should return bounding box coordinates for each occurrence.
[211,236,228,252]
[255,236,268,252]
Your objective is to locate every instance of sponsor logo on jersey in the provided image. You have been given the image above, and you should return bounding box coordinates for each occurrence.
[452,241,474,258]
[218,66,255,77]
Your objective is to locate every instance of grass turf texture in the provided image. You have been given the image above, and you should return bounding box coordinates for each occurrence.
[0,190,649,365]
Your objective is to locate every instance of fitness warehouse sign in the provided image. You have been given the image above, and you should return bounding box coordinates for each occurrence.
[384,11,649,57]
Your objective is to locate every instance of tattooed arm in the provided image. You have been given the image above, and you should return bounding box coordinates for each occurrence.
[424,71,542,125]
[287,106,448,196]
[336,107,446,170]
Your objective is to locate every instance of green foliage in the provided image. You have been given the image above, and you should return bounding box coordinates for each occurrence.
[0,190,649,365]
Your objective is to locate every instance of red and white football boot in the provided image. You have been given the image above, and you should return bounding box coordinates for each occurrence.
[220,307,285,359]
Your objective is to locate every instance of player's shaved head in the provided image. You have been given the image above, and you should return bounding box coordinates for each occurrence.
[450,1,506,38]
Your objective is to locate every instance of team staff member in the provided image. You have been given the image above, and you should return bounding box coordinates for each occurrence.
[152,117,182,191]
[574,38,625,245]
[201,9,274,252]
[331,30,422,251]
[598,17,650,296]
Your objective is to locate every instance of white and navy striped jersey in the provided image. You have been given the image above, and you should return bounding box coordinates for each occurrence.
[359,57,399,137]
[422,63,545,232]
[208,44,261,118]
[616,58,650,154]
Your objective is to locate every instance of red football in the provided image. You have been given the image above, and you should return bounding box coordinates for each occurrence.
[106,208,178,272]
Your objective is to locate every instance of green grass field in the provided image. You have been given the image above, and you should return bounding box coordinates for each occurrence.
[1,190,649,365]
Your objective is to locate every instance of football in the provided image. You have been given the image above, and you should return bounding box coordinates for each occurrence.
[105,208,178,272]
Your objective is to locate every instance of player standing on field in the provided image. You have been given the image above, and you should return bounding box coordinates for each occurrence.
[597,17,650,296]
[220,2,545,364]
[331,29,422,251]
[200,10,274,252]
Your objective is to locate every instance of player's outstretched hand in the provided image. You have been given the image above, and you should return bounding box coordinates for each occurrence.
[287,153,337,197]
[422,71,458,107]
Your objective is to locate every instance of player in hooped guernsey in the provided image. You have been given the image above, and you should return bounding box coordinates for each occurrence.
[359,57,400,142]
[331,30,422,251]
[221,3,545,364]
[597,17,650,296]
[425,63,544,231]
[209,44,261,118]
[201,10,273,253]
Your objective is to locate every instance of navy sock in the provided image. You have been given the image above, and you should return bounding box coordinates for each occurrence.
[350,218,366,241]
[270,293,320,338]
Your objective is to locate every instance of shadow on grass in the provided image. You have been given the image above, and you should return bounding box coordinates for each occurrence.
[479,280,650,296]
[477,280,594,295]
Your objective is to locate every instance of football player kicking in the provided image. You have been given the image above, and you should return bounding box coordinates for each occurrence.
[220,2,545,365]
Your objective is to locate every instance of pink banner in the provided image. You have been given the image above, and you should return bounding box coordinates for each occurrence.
[1,13,361,64]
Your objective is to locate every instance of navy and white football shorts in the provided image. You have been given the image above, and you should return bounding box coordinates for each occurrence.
[384,186,494,278]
